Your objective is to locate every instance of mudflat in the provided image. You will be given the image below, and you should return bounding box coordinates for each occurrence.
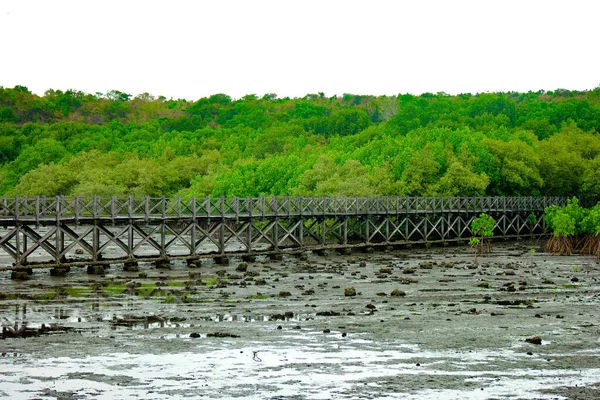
[1,240,599,399]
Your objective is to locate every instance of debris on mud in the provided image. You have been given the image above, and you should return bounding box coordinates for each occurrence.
[206,332,240,338]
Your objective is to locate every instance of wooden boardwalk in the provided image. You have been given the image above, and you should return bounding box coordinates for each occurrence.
[0,196,566,271]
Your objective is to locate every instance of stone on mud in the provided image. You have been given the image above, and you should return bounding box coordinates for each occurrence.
[50,267,69,277]
[11,271,30,280]
[87,265,105,275]
[316,311,341,316]
[525,336,542,345]
[123,261,139,272]
[214,256,230,265]
[418,261,433,269]
[155,260,171,269]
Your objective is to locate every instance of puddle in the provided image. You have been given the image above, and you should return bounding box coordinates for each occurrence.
[2,337,599,399]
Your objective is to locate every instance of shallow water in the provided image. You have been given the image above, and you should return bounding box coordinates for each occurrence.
[1,241,600,399]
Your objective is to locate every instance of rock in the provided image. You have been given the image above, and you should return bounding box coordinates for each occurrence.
[189,332,201,338]
[344,287,357,297]
[87,265,105,275]
[155,260,171,269]
[402,268,416,274]
[323,328,331,333]
[365,303,376,310]
[11,271,30,281]
[214,257,230,265]
[255,278,267,285]
[123,262,139,272]
[418,261,433,269]
[390,289,406,297]
[378,267,392,274]
[278,291,292,297]
[236,262,248,272]
[525,336,542,345]
[50,267,69,277]
[316,311,341,316]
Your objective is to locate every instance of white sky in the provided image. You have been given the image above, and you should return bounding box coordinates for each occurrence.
[1,0,598,101]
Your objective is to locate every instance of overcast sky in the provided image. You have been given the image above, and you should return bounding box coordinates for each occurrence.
[1,0,598,101]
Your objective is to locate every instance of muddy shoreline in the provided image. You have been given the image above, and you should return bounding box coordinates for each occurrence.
[1,240,599,399]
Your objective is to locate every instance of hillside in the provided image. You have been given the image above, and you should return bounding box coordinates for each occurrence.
[1,86,600,198]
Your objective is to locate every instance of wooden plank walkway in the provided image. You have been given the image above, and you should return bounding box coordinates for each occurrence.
[0,196,567,271]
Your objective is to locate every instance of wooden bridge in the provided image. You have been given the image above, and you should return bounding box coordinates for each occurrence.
[0,196,566,271]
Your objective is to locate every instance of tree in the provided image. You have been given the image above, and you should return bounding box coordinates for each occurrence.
[436,160,489,196]
[484,136,542,195]
[470,213,495,265]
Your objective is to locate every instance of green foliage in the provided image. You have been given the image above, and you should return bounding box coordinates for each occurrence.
[469,237,480,247]
[2,86,600,197]
[545,197,587,238]
[471,213,496,238]
[470,213,495,263]
[581,204,600,236]
[527,212,538,226]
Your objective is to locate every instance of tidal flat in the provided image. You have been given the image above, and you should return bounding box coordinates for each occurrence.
[1,240,599,399]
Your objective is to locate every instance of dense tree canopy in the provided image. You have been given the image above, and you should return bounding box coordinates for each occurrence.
[1,85,600,198]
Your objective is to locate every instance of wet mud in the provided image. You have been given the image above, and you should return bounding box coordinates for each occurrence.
[1,240,600,399]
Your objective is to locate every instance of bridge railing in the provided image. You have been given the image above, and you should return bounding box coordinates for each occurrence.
[0,196,569,221]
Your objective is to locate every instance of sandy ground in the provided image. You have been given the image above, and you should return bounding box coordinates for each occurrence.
[1,239,599,399]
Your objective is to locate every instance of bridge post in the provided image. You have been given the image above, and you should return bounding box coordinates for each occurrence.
[160,197,167,257]
[191,196,197,256]
[219,197,225,254]
[55,197,64,264]
[272,220,279,251]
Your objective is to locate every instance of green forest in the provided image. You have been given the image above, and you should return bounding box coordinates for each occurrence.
[1,85,600,199]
